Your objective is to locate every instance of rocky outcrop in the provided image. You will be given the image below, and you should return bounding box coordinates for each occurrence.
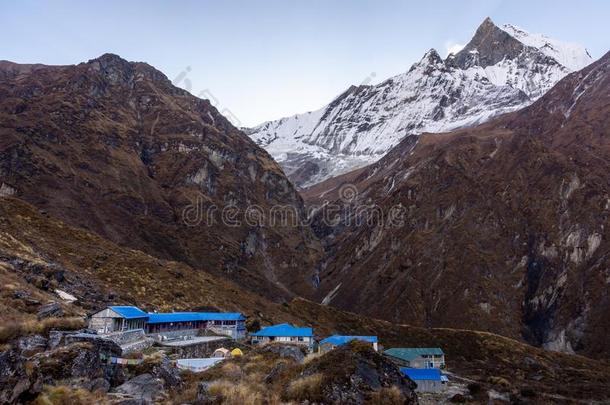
[111,373,166,404]
[0,340,112,403]
[289,342,418,404]
[37,302,63,319]
[258,343,306,363]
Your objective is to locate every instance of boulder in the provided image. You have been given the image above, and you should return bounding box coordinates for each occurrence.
[12,290,29,299]
[47,330,65,349]
[259,343,305,363]
[264,361,287,384]
[85,377,111,393]
[112,374,165,404]
[151,355,181,389]
[0,349,32,404]
[71,345,105,378]
[17,335,47,357]
[37,302,63,319]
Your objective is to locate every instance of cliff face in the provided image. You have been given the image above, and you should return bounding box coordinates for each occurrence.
[308,52,610,358]
[0,54,321,300]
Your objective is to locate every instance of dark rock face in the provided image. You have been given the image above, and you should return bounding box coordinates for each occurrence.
[85,377,111,393]
[288,160,321,188]
[451,17,525,69]
[0,54,322,300]
[258,343,306,363]
[310,53,610,358]
[112,373,166,404]
[150,355,181,389]
[0,348,30,404]
[17,335,47,357]
[0,341,110,403]
[37,302,63,319]
[295,342,418,404]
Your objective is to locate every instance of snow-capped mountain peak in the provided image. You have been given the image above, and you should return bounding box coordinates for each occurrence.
[247,18,593,188]
[500,23,592,71]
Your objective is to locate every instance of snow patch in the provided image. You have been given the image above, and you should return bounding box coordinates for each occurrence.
[0,183,16,197]
[55,289,77,302]
[321,283,342,305]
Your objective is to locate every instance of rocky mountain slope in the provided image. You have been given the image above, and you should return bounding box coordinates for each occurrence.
[248,18,593,187]
[307,50,610,358]
[2,197,610,403]
[0,54,321,300]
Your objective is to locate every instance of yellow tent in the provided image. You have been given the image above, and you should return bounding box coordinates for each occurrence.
[231,348,243,356]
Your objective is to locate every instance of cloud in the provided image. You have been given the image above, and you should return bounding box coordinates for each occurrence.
[445,41,465,56]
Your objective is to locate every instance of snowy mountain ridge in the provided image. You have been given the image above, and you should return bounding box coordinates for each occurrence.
[248,18,593,187]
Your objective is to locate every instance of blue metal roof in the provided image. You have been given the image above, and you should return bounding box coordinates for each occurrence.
[109,306,149,319]
[320,335,378,345]
[146,312,245,324]
[400,368,443,381]
[385,347,444,361]
[251,323,313,337]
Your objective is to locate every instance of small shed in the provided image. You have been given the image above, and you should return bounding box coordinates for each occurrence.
[401,368,447,392]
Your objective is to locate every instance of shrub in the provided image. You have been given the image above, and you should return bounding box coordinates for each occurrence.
[369,386,406,404]
[207,380,263,405]
[284,373,324,401]
[489,376,511,387]
[246,318,261,333]
[33,385,108,405]
[467,382,482,394]
[220,362,243,381]
[0,322,23,343]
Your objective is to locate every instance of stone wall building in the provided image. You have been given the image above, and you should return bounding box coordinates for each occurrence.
[88,306,246,340]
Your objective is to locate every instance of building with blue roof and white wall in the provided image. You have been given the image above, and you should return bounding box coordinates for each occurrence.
[400,368,448,392]
[250,323,314,351]
[88,306,246,340]
[318,335,379,353]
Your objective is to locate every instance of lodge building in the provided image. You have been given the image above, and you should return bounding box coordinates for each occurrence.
[89,306,247,340]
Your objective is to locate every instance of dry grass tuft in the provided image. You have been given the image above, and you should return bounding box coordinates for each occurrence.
[489,376,511,387]
[368,386,406,404]
[33,385,109,405]
[303,351,323,364]
[0,317,85,344]
[219,362,243,381]
[207,380,264,405]
[284,373,324,401]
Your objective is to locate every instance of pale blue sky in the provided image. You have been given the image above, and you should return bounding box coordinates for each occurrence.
[1,0,608,126]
